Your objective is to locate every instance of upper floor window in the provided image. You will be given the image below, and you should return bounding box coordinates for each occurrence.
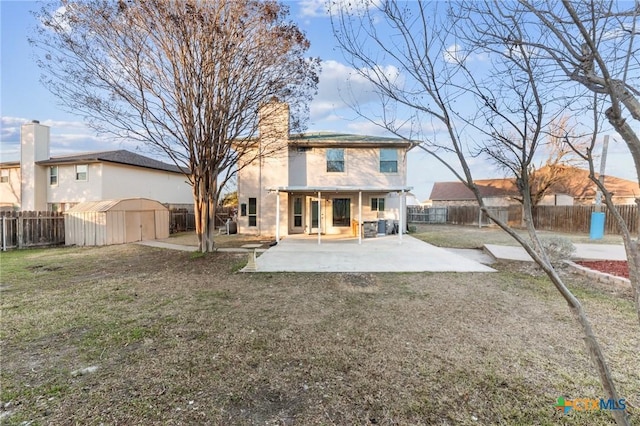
[50,166,58,185]
[0,169,8,183]
[380,148,398,173]
[326,148,345,172]
[75,164,88,181]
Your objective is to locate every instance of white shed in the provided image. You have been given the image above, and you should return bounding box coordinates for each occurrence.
[64,198,169,246]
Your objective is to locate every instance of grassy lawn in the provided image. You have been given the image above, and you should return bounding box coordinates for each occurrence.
[0,233,638,424]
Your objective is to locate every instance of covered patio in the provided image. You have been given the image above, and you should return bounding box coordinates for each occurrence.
[270,185,412,245]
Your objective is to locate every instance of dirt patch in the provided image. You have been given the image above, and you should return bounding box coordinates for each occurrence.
[576,260,629,278]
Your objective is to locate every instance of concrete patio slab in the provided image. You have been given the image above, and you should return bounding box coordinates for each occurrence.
[248,235,496,273]
[484,243,626,262]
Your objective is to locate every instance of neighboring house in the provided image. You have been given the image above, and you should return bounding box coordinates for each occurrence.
[429,179,520,207]
[236,100,416,238]
[0,121,193,212]
[430,167,640,207]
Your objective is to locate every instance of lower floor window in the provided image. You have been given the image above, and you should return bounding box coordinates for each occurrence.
[248,197,257,227]
[332,198,350,227]
[371,197,385,211]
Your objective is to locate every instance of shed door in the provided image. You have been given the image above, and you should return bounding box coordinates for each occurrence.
[140,211,155,240]
[125,212,141,243]
[125,211,156,242]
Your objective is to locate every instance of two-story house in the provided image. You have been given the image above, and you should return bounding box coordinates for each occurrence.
[236,100,416,241]
[0,121,193,211]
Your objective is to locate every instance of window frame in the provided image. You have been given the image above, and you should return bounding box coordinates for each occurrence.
[248,197,257,227]
[0,169,8,183]
[75,164,88,181]
[380,148,398,173]
[326,148,345,173]
[371,197,385,212]
[332,198,351,227]
[49,166,58,186]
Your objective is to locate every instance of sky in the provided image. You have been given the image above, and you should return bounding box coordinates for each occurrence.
[1,0,637,202]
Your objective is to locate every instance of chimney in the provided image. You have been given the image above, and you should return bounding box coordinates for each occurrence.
[20,121,50,211]
[258,98,290,143]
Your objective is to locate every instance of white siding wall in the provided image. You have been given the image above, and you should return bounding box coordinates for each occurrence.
[48,163,104,206]
[48,163,192,207]
[101,163,192,204]
[0,167,21,209]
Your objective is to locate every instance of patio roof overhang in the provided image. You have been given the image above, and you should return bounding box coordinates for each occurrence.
[268,186,411,246]
[268,185,413,193]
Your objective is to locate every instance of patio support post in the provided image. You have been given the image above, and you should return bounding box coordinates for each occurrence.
[358,191,362,245]
[399,190,404,244]
[317,191,321,245]
[275,190,280,243]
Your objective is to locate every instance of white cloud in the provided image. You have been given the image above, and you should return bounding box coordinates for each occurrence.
[299,0,381,18]
[444,44,463,64]
[0,116,145,162]
[310,60,402,123]
[444,43,490,64]
[298,0,328,18]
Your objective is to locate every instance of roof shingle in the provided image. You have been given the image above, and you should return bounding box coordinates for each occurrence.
[36,150,186,174]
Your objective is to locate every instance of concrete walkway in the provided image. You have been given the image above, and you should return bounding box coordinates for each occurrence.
[484,243,626,262]
[249,235,496,273]
[137,240,267,253]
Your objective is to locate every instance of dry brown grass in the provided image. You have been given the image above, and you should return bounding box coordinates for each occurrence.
[411,224,623,249]
[0,242,638,425]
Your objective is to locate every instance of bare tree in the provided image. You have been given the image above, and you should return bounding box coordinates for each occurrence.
[31,0,319,252]
[331,1,630,424]
[513,117,590,207]
[509,0,640,327]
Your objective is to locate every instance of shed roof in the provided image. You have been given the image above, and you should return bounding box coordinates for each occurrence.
[65,198,168,213]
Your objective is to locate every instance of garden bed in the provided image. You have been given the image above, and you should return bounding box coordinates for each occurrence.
[575,260,629,279]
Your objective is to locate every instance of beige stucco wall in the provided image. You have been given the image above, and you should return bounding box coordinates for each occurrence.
[298,147,406,188]
[0,166,21,210]
[237,145,410,236]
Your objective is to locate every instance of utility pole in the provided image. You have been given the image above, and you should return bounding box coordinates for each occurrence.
[594,135,609,213]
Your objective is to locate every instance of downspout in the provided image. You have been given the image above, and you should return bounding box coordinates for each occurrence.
[358,191,362,245]
[275,189,280,243]
[317,191,321,245]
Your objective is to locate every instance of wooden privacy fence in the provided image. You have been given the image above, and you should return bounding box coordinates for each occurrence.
[407,204,637,235]
[406,206,447,223]
[533,205,638,235]
[1,211,65,250]
[169,207,236,234]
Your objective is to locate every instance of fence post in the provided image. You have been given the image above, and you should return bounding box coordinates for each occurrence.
[2,216,5,251]
[17,214,23,249]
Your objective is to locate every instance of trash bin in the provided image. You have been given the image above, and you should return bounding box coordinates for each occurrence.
[590,212,605,240]
[377,219,386,235]
[228,221,238,234]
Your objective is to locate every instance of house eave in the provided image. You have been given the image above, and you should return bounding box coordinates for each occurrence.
[268,185,413,193]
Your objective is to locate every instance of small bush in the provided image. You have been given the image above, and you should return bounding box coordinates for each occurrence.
[539,236,575,265]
